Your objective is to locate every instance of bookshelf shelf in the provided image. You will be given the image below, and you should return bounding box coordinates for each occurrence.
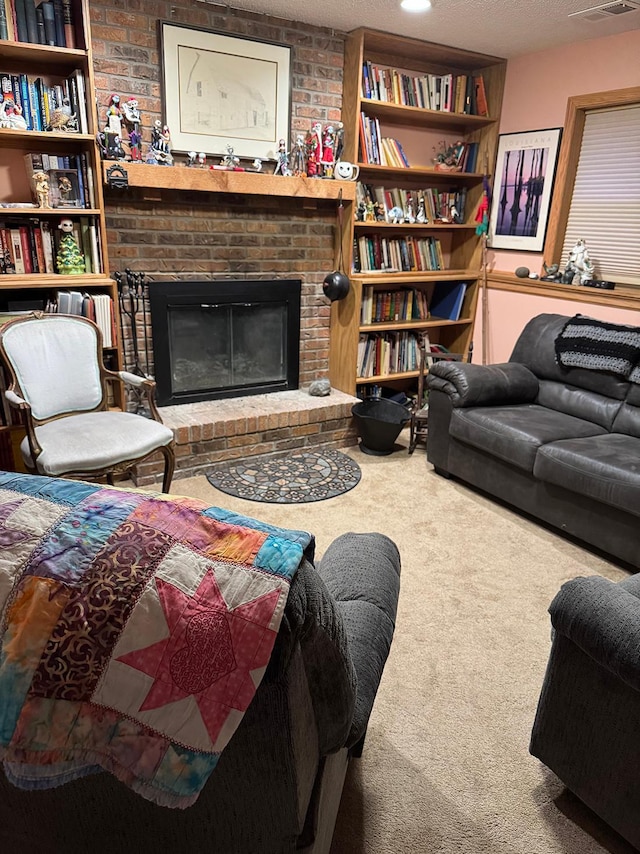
[0,129,96,149]
[329,27,506,397]
[0,39,86,67]
[359,99,495,131]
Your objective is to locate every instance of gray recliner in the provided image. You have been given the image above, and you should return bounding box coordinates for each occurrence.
[530,572,640,850]
[0,530,401,854]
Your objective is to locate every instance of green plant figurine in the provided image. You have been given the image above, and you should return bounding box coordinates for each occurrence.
[56,218,85,275]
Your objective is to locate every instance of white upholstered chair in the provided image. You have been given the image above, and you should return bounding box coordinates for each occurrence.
[0,314,175,492]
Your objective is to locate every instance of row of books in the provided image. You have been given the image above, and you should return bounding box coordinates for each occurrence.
[45,290,115,347]
[24,151,96,208]
[0,216,102,275]
[0,68,87,133]
[354,235,444,274]
[0,0,76,47]
[362,62,488,116]
[356,182,468,223]
[359,113,410,167]
[357,331,423,378]
[360,286,430,325]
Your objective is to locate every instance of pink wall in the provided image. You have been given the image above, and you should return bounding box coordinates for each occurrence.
[479,29,640,362]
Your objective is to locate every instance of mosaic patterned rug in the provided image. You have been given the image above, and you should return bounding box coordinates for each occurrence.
[206,448,361,504]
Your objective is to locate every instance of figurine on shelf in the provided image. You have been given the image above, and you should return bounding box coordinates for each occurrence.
[291,134,307,177]
[332,121,345,164]
[374,201,386,222]
[198,152,207,168]
[561,238,595,285]
[416,195,428,223]
[273,139,291,176]
[220,144,240,170]
[48,96,77,133]
[57,174,73,204]
[106,133,126,161]
[320,124,335,178]
[103,93,125,159]
[404,195,416,223]
[305,122,323,177]
[364,195,376,222]
[449,204,463,224]
[251,158,263,172]
[121,97,142,161]
[33,171,51,208]
[187,151,197,167]
[147,120,173,165]
[0,96,28,129]
[541,261,562,282]
[56,218,85,275]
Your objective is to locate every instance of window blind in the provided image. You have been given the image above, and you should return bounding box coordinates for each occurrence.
[561,105,640,287]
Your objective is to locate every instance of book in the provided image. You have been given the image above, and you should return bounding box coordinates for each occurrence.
[474,75,488,117]
[40,0,56,45]
[0,0,8,39]
[429,281,467,321]
[13,0,28,42]
[61,0,75,47]
[24,0,38,43]
[52,0,66,46]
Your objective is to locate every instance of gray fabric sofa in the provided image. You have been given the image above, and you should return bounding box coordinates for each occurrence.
[530,572,640,849]
[0,528,401,854]
[425,312,640,568]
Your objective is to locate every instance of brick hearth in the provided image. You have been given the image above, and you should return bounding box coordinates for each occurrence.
[132,389,359,486]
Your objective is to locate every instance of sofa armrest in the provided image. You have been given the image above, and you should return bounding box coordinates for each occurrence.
[426,361,539,407]
[316,532,401,747]
[549,576,640,695]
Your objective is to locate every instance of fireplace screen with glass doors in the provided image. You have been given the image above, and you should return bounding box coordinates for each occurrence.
[149,279,301,406]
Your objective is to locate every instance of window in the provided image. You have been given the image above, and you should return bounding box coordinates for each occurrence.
[543,87,640,288]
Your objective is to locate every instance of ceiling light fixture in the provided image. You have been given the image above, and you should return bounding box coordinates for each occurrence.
[400,0,432,11]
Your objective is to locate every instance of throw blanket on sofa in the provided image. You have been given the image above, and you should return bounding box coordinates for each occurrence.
[555,314,640,383]
[0,472,312,808]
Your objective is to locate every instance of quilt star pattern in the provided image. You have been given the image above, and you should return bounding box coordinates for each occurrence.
[0,472,312,808]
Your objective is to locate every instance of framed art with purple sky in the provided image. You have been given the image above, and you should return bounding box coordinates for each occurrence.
[489,128,562,252]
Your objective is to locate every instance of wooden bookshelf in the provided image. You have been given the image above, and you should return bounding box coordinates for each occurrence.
[329,28,506,397]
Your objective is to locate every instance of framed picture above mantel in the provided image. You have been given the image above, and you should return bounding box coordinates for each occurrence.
[160,21,292,161]
[489,128,562,252]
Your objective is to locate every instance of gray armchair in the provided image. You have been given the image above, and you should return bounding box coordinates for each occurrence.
[530,573,640,850]
[0,313,175,491]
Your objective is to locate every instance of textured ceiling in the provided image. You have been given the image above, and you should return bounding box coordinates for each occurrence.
[207,0,640,57]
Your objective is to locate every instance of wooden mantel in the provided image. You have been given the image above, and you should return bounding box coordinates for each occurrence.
[102,161,357,201]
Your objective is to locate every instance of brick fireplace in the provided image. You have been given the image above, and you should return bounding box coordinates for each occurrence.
[97,6,357,485]
[106,189,358,485]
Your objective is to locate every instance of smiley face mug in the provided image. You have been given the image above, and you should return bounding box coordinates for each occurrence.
[333,161,360,181]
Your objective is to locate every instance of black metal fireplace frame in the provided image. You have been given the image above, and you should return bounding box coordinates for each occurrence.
[149,279,301,407]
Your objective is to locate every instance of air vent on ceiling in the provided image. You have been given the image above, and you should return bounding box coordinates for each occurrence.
[569,1,640,21]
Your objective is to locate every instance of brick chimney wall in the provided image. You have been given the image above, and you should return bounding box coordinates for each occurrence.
[91,1,346,388]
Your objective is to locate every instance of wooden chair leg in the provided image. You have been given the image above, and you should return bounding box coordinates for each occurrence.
[160,444,176,493]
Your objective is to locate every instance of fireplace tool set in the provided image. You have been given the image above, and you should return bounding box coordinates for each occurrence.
[113,269,153,415]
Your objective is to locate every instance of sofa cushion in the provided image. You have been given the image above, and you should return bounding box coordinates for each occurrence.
[612,400,640,438]
[449,405,607,472]
[533,433,640,518]
[537,379,623,430]
[509,314,631,401]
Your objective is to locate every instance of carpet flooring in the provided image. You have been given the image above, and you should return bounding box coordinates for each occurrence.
[159,432,635,854]
[206,448,361,503]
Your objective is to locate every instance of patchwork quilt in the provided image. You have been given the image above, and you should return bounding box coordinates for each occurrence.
[0,472,313,808]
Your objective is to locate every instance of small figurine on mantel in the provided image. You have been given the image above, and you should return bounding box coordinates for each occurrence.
[56,218,85,275]
[220,144,240,170]
[104,93,126,160]
[273,139,291,176]
[121,97,142,161]
[147,120,173,165]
